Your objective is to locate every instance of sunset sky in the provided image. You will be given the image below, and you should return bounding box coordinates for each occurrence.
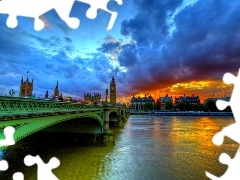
[0,0,239,103]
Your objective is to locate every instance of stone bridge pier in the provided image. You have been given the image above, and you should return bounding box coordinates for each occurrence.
[104,109,110,132]
[102,104,130,145]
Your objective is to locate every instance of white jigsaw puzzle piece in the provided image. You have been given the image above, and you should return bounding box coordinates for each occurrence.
[0,126,15,147]
[212,123,240,146]
[206,147,240,180]
[77,0,123,30]
[24,155,60,180]
[0,0,123,31]
[0,0,80,31]
[0,160,8,171]
[206,69,240,179]
[212,69,240,146]
[220,71,240,121]
[12,172,24,180]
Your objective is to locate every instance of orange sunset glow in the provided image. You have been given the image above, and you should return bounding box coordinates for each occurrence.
[117,80,233,104]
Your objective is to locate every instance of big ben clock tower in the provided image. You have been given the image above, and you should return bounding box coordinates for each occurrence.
[110,76,116,105]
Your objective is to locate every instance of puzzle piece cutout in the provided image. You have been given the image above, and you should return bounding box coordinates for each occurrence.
[0,127,60,179]
[0,155,60,180]
[77,0,123,30]
[0,161,24,180]
[0,0,122,31]
[206,148,240,179]
[0,126,14,175]
[0,160,8,171]
[206,69,240,179]
[211,70,240,145]
[24,155,60,180]
[12,172,24,180]
[216,71,240,121]
[0,0,80,31]
[0,126,15,147]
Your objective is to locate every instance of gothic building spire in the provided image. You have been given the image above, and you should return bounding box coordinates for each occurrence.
[19,76,33,97]
[53,81,60,98]
[111,76,115,84]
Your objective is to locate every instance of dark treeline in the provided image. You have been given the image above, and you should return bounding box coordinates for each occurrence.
[159,100,231,112]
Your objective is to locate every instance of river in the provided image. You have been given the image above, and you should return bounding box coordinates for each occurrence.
[0,115,238,180]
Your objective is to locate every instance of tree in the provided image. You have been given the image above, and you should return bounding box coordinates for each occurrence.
[178,102,185,111]
[204,100,218,112]
[196,104,204,111]
[224,106,232,112]
[165,101,173,111]
[184,102,192,111]
[177,102,198,111]
[143,102,154,111]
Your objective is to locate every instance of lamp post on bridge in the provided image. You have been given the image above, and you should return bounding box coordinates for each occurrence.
[9,89,15,97]
[105,88,108,102]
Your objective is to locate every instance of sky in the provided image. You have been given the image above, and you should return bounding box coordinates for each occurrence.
[0,0,239,103]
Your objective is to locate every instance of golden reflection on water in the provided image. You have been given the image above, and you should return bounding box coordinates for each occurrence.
[170,116,237,148]
[153,117,162,138]
[169,116,238,178]
[108,116,239,179]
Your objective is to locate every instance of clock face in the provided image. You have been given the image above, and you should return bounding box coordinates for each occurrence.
[111,87,114,90]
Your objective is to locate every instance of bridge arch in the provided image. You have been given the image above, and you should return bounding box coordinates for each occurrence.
[108,109,118,115]
[0,112,104,148]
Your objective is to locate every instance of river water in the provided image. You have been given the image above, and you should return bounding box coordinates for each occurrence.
[0,115,238,180]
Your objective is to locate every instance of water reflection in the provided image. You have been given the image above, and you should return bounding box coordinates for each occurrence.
[99,116,238,180]
[0,115,238,180]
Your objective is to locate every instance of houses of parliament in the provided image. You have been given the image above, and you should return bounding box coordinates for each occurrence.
[83,76,116,105]
[19,76,117,105]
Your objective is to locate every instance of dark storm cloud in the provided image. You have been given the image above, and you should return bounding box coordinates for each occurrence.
[121,18,148,45]
[117,0,240,93]
[118,43,138,67]
[168,0,240,79]
[121,0,183,46]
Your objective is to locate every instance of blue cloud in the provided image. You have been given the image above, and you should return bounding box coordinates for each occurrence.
[98,41,121,53]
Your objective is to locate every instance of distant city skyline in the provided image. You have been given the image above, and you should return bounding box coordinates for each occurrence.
[0,0,239,104]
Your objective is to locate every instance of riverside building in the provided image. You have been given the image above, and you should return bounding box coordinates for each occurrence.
[159,94,173,111]
[175,94,200,106]
[130,94,155,111]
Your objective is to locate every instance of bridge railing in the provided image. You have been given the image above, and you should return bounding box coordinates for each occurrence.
[0,98,104,115]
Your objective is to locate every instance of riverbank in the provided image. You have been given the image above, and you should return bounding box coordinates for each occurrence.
[130,111,233,116]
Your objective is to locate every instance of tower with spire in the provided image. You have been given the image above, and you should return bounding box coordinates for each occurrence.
[110,76,116,105]
[19,76,34,97]
[45,90,49,99]
[53,81,60,99]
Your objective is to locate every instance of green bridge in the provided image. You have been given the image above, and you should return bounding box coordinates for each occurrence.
[0,96,129,149]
